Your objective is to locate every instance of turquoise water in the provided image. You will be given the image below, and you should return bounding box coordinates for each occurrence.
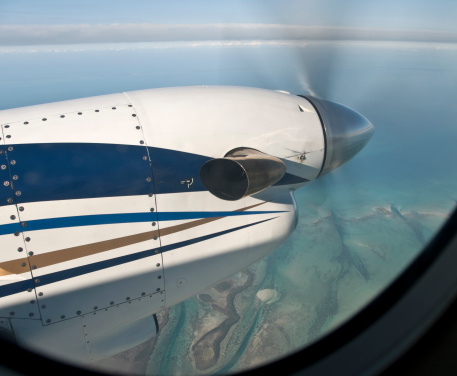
[1,41,456,374]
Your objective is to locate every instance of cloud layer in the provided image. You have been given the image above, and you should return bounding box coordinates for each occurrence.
[1,24,457,46]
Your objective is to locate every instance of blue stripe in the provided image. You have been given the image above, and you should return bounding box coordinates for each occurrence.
[0,280,34,299]
[33,217,276,288]
[4,143,305,204]
[156,210,285,221]
[0,222,22,236]
[0,210,285,235]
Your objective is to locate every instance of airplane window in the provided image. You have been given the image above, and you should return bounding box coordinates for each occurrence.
[1,2,457,376]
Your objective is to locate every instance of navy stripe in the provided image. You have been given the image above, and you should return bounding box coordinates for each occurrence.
[0,280,34,299]
[157,210,284,220]
[33,217,275,289]
[4,143,305,204]
[0,210,285,235]
[0,222,22,236]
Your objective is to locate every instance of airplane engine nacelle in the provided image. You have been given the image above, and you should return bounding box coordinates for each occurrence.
[0,86,373,372]
[200,148,286,200]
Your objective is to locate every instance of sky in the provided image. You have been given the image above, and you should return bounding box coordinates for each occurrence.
[1,0,457,46]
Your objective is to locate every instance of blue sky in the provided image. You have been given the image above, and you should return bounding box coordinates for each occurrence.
[1,0,456,30]
[1,0,457,46]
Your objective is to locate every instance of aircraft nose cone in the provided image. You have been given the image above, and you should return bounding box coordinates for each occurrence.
[304,96,374,176]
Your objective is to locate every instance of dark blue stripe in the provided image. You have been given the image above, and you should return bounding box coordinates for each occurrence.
[0,210,285,235]
[4,143,304,204]
[157,210,284,221]
[21,213,157,232]
[31,217,275,289]
[0,280,34,298]
[0,222,22,236]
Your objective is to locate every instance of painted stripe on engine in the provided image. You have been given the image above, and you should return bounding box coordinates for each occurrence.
[0,217,276,297]
[1,143,306,206]
[0,202,272,276]
[0,208,285,235]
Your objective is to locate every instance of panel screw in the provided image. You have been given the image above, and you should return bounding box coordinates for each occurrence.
[38,292,43,296]
[158,276,162,279]
[8,147,13,151]
[10,215,15,220]
[42,118,47,121]
[142,156,148,161]
[141,292,145,296]
[140,140,145,144]
[46,319,51,323]
[93,306,98,310]
[77,310,81,315]
[19,206,24,211]
[29,313,34,317]
[156,263,160,267]
[155,249,159,254]
[148,193,153,197]
[150,208,155,212]
[60,115,65,118]
[112,107,116,110]
[152,222,156,226]
[146,177,151,182]
[14,232,19,236]
[4,125,9,128]
[22,222,27,227]
[95,109,99,112]
[9,312,14,316]
[25,237,30,242]
[30,300,35,304]
[132,114,137,117]
[28,251,33,256]
[12,175,18,180]
[17,247,23,252]
[21,262,26,267]
[61,315,65,319]
[126,297,130,301]
[7,198,13,203]
[10,160,15,165]
[6,135,11,139]
[27,288,32,292]
[78,112,82,115]
[24,122,29,125]
[128,104,132,107]
[156,288,160,292]
[136,126,140,129]
[15,191,21,196]
[153,236,158,240]
[1,165,6,170]
[4,181,9,186]
[32,265,37,270]
[34,279,40,283]
[110,301,114,305]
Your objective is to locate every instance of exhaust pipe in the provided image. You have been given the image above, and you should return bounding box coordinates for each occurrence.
[200,148,286,201]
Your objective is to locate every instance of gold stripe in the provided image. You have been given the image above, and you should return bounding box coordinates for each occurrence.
[1,202,266,275]
[0,261,30,276]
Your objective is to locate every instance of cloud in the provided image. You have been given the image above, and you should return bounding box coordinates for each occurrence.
[1,24,457,46]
